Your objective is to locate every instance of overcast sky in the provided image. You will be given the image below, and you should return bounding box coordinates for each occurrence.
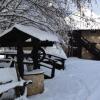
[92,0,100,15]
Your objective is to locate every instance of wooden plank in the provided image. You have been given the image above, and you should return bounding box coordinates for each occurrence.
[46,54,66,60]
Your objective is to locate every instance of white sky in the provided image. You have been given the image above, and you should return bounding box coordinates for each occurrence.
[92,0,100,15]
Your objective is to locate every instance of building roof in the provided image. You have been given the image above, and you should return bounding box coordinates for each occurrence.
[0,24,59,43]
[71,29,100,33]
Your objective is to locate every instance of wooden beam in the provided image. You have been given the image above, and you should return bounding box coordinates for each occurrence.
[17,44,24,78]
[0,42,34,47]
[0,41,54,47]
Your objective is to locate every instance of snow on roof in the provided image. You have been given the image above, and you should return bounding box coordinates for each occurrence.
[0,24,59,42]
[45,44,67,59]
[65,7,100,30]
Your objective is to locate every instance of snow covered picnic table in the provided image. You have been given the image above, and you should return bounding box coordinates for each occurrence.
[28,57,100,100]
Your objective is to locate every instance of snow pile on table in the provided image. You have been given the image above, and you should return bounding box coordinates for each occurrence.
[29,57,100,100]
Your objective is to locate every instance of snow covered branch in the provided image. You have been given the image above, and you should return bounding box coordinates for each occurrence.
[0,0,92,41]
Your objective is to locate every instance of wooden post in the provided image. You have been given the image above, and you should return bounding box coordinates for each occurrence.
[31,39,40,69]
[17,43,24,78]
[51,61,55,78]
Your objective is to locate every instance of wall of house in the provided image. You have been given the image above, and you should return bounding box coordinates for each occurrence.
[81,30,100,59]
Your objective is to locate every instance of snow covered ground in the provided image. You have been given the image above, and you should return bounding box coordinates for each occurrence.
[1,57,100,100]
[28,57,100,100]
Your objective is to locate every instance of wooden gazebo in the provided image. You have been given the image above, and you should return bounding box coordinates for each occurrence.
[0,24,59,78]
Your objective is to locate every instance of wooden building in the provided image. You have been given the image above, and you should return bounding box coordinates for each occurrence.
[68,29,100,60]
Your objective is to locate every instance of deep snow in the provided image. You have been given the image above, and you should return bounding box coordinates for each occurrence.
[1,57,100,100]
[28,57,100,100]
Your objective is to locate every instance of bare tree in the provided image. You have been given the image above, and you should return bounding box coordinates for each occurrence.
[0,0,91,34]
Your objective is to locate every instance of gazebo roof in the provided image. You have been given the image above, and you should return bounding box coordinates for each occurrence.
[0,24,59,43]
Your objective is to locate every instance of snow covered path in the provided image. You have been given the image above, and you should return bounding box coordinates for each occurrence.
[28,58,100,100]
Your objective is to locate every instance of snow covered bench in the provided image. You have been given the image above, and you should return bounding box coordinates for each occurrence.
[0,67,32,100]
[43,54,66,70]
